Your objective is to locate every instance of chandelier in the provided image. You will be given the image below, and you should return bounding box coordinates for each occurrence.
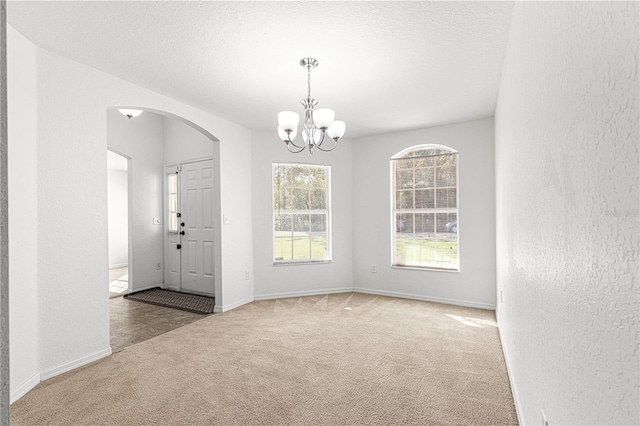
[277,58,346,154]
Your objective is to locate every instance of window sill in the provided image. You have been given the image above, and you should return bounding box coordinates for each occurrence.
[273,260,332,266]
[391,265,460,273]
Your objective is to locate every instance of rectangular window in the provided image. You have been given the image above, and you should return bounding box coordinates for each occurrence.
[273,163,331,263]
[392,151,458,270]
[168,173,178,232]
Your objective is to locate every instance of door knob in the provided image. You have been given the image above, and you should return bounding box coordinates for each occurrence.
[181,222,185,227]
[180,231,185,235]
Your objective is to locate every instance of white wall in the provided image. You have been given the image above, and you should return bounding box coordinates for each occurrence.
[351,118,496,309]
[107,110,164,290]
[107,168,128,268]
[7,29,254,397]
[216,128,253,311]
[7,26,39,403]
[495,2,639,424]
[251,131,353,299]
[163,116,213,164]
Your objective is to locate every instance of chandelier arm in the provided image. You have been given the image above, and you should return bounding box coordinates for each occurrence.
[315,137,338,152]
[286,142,307,154]
[287,137,306,149]
[315,129,327,148]
[285,131,307,149]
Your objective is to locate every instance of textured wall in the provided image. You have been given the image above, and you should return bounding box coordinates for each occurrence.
[107,110,164,290]
[352,117,496,309]
[7,26,39,403]
[495,2,639,424]
[162,116,213,165]
[24,40,253,382]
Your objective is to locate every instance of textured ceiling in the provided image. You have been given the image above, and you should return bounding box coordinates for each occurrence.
[8,1,514,138]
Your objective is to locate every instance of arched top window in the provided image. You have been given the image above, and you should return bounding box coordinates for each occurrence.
[391,144,458,159]
[391,144,459,271]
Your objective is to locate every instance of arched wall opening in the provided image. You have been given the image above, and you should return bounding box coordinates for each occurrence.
[7,35,255,403]
[106,107,223,308]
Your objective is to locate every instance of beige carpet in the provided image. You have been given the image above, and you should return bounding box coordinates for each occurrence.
[11,293,518,425]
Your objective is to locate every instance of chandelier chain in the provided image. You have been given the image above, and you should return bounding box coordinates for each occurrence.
[307,65,312,100]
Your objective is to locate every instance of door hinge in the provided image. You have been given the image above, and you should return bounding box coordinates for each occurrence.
[176,244,181,250]
[177,212,181,218]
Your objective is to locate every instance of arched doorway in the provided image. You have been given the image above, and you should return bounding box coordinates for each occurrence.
[106,107,221,351]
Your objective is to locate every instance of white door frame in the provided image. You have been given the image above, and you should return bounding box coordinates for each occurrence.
[107,148,134,293]
[163,156,215,295]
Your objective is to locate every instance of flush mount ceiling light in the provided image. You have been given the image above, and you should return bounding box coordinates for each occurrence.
[277,58,346,154]
[118,109,143,119]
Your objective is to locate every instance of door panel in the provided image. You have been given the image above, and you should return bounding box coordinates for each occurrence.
[180,160,215,295]
[203,241,214,277]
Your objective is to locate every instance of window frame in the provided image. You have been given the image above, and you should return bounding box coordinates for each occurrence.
[390,144,460,272]
[272,162,332,265]
[167,172,179,233]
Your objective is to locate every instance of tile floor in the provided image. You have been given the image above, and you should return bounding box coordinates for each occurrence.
[110,290,210,353]
[109,266,128,298]
[108,266,212,352]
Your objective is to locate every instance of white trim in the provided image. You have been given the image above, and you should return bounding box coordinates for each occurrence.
[273,260,332,266]
[213,304,223,313]
[165,156,213,168]
[352,287,495,310]
[10,372,40,405]
[391,143,458,159]
[390,265,460,273]
[254,287,353,301]
[272,163,332,264]
[128,283,163,293]
[108,263,128,269]
[221,296,254,312]
[40,347,112,382]
[498,322,523,425]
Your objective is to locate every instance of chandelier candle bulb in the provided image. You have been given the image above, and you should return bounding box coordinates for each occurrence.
[278,126,297,142]
[277,127,288,141]
[277,111,299,132]
[327,121,346,140]
[277,57,346,154]
[312,108,335,129]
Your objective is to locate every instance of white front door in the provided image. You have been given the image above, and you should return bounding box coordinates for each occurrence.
[179,159,215,295]
[163,159,215,296]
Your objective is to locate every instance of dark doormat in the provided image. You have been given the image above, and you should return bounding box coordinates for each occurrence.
[124,287,215,314]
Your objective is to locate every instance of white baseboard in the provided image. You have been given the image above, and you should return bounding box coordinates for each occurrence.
[128,283,162,293]
[109,263,128,269]
[221,296,254,312]
[352,287,495,310]
[498,322,523,425]
[254,287,353,301]
[40,347,112,382]
[10,372,40,405]
[214,305,223,313]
